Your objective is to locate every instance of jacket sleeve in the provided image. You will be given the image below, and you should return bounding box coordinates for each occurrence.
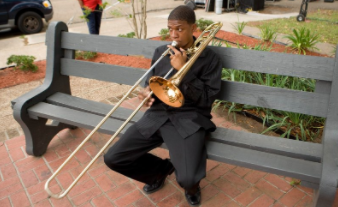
[180,53,222,108]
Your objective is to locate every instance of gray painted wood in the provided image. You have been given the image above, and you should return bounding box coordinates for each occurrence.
[61,32,169,59]
[315,80,332,95]
[61,60,330,118]
[28,102,132,136]
[313,48,338,206]
[46,92,144,123]
[206,141,321,185]
[60,59,147,86]
[210,128,322,162]
[217,80,330,118]
[12,21,73,156]
[211,47,335,81]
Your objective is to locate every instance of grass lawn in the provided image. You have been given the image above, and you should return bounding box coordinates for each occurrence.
[247,9,338,45]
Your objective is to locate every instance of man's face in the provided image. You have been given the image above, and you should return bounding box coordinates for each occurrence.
[167,19,196,49]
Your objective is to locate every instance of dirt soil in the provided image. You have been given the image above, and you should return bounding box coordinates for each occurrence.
[0,30,328,139]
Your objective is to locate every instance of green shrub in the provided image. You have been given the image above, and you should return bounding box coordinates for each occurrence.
[75,51,98,60]
[259,25,277,42]
[159,28,169,40]
[118,32,136,38]
[196,18,214,31]
[284,27,319,55]
[7,55,38,72]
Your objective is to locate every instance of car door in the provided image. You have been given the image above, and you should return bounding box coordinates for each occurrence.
[0,0,8,25]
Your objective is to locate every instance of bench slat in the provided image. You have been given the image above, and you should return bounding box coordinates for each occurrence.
[217,80,329,118]
[210,128,322,162]
[211,47,335,81]
[61,59,147,86]
[28,102,133,135]
[61,32,167,59]
[206,141,321,186]
[46,92,144,123]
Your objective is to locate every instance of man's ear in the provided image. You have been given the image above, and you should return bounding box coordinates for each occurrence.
[191,23,197,32]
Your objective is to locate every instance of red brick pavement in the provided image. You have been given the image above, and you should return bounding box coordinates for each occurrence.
[1,98,338,207]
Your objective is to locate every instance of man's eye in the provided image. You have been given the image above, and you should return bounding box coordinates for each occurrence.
[178,28,182,32]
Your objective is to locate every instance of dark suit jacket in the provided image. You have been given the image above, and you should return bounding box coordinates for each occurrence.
[136,44,222,139]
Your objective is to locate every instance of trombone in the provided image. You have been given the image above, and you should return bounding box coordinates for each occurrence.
[44,22,222,198]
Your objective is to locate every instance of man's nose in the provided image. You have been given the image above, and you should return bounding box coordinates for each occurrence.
[171,30,178,38]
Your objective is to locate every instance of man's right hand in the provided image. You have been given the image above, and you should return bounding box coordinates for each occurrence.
[138,86,155,107]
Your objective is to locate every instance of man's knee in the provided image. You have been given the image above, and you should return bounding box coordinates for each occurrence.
[103,150,122,171]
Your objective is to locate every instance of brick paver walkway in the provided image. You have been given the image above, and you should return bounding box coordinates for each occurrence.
[1,98,338,207]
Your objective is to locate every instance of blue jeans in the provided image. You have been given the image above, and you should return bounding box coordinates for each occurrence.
[83,5,102,35]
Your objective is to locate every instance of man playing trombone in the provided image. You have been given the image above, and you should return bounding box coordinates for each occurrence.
[104,5,222,206]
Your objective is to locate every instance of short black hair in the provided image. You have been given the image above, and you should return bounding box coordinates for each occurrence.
[168,5,196,24]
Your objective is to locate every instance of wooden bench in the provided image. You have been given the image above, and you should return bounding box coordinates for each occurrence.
[12,21,338,206]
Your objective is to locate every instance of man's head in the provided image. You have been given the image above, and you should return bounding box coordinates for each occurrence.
[167,5,197,49]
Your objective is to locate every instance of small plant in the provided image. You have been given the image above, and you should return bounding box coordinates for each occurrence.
[80,7,91,22]
[290,179,301,187]
[196,18,214,31]
[232,21,247,35]
[259,25,277,42]
[117,32,135,38]
[159,28,169,40]
[284,27,319,55]
[99,2,109,10]
[75,51,98,60]
[7,55,38,72]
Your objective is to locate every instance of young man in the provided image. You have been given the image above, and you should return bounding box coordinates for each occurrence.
[77,0,102,34]
[104,5,222,206]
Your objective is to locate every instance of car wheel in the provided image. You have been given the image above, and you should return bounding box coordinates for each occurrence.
[17,11,43,34]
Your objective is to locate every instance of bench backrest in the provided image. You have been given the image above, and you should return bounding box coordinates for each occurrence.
[48,22,337,120]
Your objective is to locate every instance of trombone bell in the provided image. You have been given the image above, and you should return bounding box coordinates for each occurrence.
[149,76,184,108]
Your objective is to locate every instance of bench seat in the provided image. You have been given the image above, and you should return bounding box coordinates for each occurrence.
[28,92,322,189]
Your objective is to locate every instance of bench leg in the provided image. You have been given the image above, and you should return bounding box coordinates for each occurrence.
[313,185,337,207]
[20,117,76,156]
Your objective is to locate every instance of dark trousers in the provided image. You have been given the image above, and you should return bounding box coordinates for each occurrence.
[104,121,207,190]
[83,5,102,35]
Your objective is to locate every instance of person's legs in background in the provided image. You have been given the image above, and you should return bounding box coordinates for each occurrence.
[94,7,102,34]
[83,4,102,35]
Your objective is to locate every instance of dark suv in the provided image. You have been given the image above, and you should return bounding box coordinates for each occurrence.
[0,0,53,34]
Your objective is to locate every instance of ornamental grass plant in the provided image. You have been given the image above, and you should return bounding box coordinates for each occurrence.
[284,27,319,55]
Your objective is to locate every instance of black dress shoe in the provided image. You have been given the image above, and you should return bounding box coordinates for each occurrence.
[185,187,201,206]
[143,176,167,194]
[143,161,175,194]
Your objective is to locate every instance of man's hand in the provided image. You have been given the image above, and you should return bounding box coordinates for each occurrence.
[167,45,187,71]
[138,86,155,107]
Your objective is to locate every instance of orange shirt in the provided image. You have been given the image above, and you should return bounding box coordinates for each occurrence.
[82,0,102,11]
